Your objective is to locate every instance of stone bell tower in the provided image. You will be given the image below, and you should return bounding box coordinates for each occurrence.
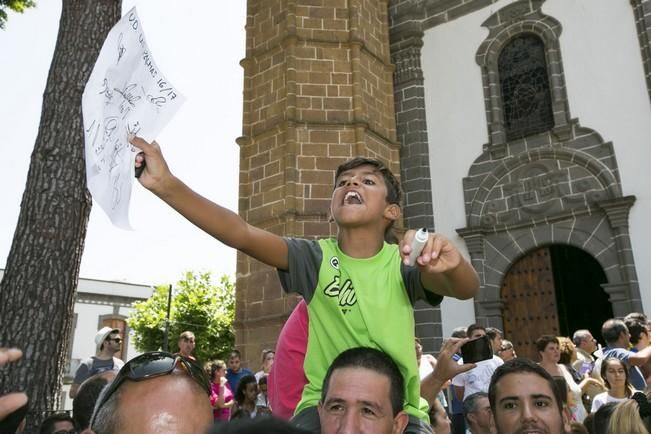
[236,0,398,365]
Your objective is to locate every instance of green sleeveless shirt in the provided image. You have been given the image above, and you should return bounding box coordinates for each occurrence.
[278,238,443,423]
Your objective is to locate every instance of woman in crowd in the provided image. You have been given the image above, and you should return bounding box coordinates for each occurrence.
[207,360,234,422]
[606,390,651,434]
[232,374,259,419]
[559,336,606,412]
[591,357,635,413]
[254,349,274,382]
[536,335,588,422]
[496,339,516,361]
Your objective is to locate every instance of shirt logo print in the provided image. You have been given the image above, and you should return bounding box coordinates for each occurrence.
[324,275,357,310]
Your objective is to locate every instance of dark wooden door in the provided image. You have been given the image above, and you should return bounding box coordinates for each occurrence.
[501,247,560,360]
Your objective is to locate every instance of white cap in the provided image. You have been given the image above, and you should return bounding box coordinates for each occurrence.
[95,326,120,353]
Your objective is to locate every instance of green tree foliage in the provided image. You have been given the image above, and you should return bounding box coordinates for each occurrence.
[129,271,235,362]
[0,0,36,29]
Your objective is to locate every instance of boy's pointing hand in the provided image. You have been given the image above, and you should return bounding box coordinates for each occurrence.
[401,230,462,273]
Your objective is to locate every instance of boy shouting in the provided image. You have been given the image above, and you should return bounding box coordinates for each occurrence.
[131,136,479,433]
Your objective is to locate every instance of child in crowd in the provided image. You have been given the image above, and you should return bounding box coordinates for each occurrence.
[131,135,480,433]
[591,357,635,413]
[232,374,260,419]
[207,360,234,422]
[255,375,271,416]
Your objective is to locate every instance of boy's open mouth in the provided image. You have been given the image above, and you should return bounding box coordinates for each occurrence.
[344,191,362,205]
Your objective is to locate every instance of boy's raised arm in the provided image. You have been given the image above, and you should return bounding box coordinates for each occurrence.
[130,136,289,270]
[401,230,479,300]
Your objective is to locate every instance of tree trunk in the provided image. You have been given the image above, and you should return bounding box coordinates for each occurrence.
[0,0,120,430]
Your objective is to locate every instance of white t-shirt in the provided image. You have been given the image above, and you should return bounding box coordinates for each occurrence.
[452,355,504,399]
[590,391,628,413]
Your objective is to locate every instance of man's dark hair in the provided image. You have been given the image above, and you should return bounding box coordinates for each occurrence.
[466,323,486,339]
[485,327,502,340]
[451,326,467,339]
[592,401,618,434]
[463,392,488,426]
[625,319,648,345]
[0,401,28,434]
[206,416,312,434]
[39,412,77,434]
[488,358,565,415]
[624,312,647,323]
[334,157,401,206]
[73,374,110,430]
[535,334,559,353]
[321,347,405,417]
[601,319,628,345]
[229,349,242,360]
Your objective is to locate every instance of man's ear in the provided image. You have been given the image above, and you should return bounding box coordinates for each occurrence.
[561,405,572,433]
[392,411,409,434]
[384,203,401,222]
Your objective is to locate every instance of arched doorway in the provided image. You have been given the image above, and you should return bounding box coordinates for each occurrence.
[501,245,612,360]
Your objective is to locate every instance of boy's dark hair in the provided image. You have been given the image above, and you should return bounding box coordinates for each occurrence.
[0,401,28,434]
[334,157,402,206]
[258,375,267,385]
[320,347,404,417]
[488,358,565,415]
[73,374,110,430]
[601,319,628,345]
[229,349,242,360]
[235,374,258,405]
[206,416,312,434]
[625,319,648,345]
[39,412,77,434]
[466,323,486,338]
[535,334,559,353]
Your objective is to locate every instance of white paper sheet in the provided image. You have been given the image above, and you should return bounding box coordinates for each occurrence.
[82,7,185,229]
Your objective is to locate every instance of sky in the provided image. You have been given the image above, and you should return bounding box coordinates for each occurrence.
[0,1,245,285]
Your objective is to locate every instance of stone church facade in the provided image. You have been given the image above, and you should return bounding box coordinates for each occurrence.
[236,0,651,363]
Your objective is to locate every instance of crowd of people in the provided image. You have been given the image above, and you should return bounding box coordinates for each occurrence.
[5,314,651,433]
[3,148,651,434]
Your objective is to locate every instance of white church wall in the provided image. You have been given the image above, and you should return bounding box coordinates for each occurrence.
[421,0,651,334]
[543,0,651,312]
[421,0,514,335]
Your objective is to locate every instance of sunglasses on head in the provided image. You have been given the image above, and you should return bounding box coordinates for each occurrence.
[89,352,210,428]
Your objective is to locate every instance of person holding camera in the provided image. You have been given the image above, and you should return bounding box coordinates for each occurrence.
[451,324,504,402]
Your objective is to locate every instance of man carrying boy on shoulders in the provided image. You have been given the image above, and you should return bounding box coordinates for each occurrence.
[131,136,480,434]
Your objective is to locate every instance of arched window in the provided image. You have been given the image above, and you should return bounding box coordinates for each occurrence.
[498,34,553,140]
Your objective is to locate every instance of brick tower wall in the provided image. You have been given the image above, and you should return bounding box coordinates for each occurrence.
[237,0,398,367]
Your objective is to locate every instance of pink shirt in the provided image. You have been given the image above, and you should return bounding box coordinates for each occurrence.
[210,381,234,421]
[268,300,309,420]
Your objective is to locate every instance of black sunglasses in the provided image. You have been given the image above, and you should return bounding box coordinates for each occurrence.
[89,352,210,428]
